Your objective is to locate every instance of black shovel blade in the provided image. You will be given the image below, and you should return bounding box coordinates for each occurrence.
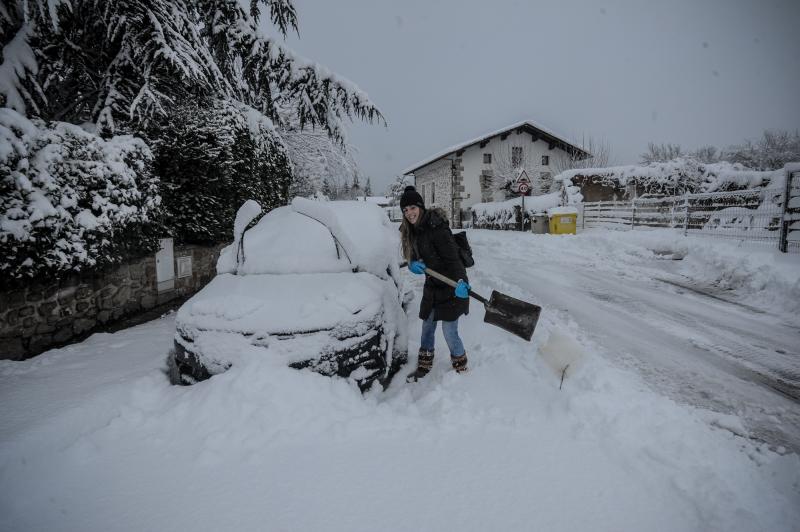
[483,290,541,342]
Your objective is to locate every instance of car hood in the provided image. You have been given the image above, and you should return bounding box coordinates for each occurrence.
[176,272,387,337]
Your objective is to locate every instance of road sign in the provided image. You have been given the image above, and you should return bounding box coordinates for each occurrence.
[518,183,529,194]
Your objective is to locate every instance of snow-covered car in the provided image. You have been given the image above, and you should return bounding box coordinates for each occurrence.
[168,198,410,390]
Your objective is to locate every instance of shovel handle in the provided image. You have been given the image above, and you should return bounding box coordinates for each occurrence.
[424,267,488,305]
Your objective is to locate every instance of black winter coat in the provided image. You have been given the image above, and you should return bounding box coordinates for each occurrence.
[410,208,469,322]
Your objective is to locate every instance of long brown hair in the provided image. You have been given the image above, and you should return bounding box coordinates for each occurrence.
[399,208,423,262]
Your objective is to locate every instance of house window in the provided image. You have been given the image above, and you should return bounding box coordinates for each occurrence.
[431,183,435,204]
[512,147,523,167]
[541,155,549,166]
[540,172,552,193]
[483,153,492,164]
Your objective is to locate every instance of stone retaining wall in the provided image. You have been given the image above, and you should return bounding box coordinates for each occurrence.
[0,243,226,360]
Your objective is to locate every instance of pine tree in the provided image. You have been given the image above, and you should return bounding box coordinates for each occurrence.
[321,177,333,199]
[1,0,384,138]
[1,0,386,249]
[351,174,361,198]
[341,178,351,200]
[364,177,372,196]
[145,100,291,244]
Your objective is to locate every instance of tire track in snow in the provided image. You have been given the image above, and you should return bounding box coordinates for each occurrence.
[467,230,800,453]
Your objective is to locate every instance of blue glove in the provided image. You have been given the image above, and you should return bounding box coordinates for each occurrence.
[409,260,426,274]
[455,279,470,299]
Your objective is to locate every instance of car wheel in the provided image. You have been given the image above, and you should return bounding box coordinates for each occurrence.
[166,349,182,385]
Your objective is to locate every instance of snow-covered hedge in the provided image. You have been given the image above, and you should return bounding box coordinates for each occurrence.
[471,192,561,228]
[0,108,161,286]
[557,158,783,204]
[147,100,292,244]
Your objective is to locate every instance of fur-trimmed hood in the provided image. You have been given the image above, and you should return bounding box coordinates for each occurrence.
[397,207,450,234]
[417,207,449,230]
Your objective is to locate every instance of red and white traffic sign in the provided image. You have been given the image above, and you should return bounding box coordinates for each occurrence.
[518,183,529,194]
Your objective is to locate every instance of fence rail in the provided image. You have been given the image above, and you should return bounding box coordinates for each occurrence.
[582,183,797,252]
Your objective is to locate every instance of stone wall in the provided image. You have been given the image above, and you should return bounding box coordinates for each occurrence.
[413,156,464,228]
[0,243,226,360]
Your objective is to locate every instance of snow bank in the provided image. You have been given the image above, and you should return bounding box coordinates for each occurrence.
[574,228,800,318]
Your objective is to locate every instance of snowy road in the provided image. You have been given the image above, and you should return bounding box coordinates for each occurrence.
[467,229,800,452]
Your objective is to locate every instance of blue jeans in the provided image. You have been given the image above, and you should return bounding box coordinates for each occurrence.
[420,314,465,357]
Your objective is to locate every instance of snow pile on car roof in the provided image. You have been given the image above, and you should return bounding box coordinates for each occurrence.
[299,198,399,278]
[218,198,399,277]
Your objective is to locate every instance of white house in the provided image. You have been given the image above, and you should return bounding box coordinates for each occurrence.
[402,120,590,227]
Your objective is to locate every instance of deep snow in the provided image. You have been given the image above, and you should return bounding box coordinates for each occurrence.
[1,228,799,532]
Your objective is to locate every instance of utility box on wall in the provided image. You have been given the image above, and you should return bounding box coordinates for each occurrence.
[176,256,193,278]
[156,238,175,292]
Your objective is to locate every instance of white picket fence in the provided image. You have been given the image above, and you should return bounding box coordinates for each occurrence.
[581,174,799,253]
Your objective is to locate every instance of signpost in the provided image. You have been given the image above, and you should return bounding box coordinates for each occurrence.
[515,170,531,230]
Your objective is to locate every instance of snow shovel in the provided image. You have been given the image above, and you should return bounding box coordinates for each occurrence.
[424,267,541,341]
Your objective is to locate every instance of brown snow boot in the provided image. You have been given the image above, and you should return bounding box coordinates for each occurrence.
[451,353,468,374]
[406,349,434,382]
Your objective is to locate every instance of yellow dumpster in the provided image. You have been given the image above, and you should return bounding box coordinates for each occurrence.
[547,206,578,235]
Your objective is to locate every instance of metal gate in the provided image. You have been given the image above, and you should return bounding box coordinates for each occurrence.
[779,164,800,253]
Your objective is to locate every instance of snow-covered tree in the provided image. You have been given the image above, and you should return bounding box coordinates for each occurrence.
[725,130,800,171]
[0,108,161,286]
[350,174,362,198]
[640,143,684,164]
[1,0,384,138]
[489,145,539,198]
[690,145,721,164]
[321,177,334,198]
[386,174,412,205]
[145,100,291,244]
[551,136,612,178]
[1,0,385,258]
[364,177,372,196]
[279,114,363,200]
[340,177,352,200]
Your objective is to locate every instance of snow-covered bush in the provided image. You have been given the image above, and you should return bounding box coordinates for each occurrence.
[146,101,291,244]
[471,193,561,228]
[556,157,783,204]
[0,108,161,286]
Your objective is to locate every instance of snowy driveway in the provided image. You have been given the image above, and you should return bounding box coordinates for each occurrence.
[466,228,800,452]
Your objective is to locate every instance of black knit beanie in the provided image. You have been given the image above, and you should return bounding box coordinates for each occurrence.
[399,185,425,210]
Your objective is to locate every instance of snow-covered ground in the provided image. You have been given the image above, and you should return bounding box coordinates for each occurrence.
[1,228,799,532]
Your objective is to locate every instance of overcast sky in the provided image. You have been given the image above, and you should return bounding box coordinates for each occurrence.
[282,0,800,193]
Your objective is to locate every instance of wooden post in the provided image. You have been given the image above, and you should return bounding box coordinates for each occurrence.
[669,197,676,228]
[581,203,586,230]
[683,195,690,236]
[778,167,792,253]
